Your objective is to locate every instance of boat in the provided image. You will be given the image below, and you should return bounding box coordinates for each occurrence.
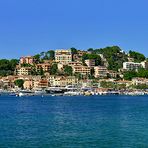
[17,90,34,97]
[34,89,46,95]
[64,91,81,96]
[45,87,66,94]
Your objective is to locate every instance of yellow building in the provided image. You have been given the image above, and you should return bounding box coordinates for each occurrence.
[53,76,78,87]
[72,65,91,75]
[16,66,32,76]
[23,79,33,90]
[55,49,72,64]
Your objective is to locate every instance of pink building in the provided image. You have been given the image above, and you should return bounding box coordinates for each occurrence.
[20,56,35,65]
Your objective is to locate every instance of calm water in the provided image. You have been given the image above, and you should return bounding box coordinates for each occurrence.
[0,95,148,148]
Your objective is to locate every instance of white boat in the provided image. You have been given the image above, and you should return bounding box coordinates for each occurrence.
[17,90,34,97]
[64,91,81,96]
[34,89,45,95]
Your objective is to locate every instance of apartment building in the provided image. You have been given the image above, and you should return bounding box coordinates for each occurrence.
[73,50,87,61]
[107,70,119,78]
[132,78,148,86]
[68,61,82,66]
[36,63,51,72]
[16,67,32,76]
[23,79,33,90]
[123,62,142,71]
[20,56,35,65]
[38,79,49,88]
[53,76,78,87]
[48,75,56,86]
[85,59,95,67]
[72,65,91,75]
[141,61,148,70]
[94,66,108,78]
[55,49,72,64]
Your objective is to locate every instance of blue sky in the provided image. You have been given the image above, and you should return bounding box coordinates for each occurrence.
[0,0,148,59]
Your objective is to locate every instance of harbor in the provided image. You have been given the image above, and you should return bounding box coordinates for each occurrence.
[1,86,148,97]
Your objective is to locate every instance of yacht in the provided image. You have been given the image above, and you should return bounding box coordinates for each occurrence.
[17,90,34,97]
[64,91,81,96]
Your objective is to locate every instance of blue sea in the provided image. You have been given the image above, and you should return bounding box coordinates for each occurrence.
[0,95,148,148]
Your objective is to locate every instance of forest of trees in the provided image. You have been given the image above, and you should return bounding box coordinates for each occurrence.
[0,59,19,76]
[123,69,148,80]
[91,46,128,71]
[129,50,145,62]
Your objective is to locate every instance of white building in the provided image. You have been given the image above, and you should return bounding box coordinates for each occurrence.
[141,61,148,70]
[123,62,142,71]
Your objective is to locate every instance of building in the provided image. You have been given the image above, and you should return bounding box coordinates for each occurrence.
[107,70,120,78]
[36,63,51,72]
[34,79,49,89]
[132,78,148,86]
[94,66,108,78]
[115,80,132,87]
[23,79,33,90]
[16,66,32,76]
[20,56,35,65]
[141,61,148,70]
[0,76,18,90]
[55,49,72,64]
[38,79,49,88]
[72,65,91,75]
[73,50,87,61]
[52,76,78,87]
[128,57,134,62]
[48,75,56,86]
[68,61,82,67]
[123,62,142,71]
[85,59,95,67]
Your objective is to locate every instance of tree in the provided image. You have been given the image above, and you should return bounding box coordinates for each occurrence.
[70,48,77,61]
[93,46,128,71]
[133,84,148,90]
[10,59,19,70]
[87,48,94,53]
[47,50,55,60]
[129,50,145,62]
[38,67,44,75]
[14,79,24,89]
[70,47,77,54]
[21,63,32,67]
[123,71,137,80]
[64,65,73,76]
[31,67,38,75]
[40,52,45,58]
[43,50,55,60]
[75,73,83,80]
[34,54,41,63]
[82,53,101,66]
[50,64,58,75]
[0,59,19,76]
[100,81,116,89]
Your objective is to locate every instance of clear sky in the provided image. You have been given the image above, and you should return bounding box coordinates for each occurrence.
[0,0,148,59]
